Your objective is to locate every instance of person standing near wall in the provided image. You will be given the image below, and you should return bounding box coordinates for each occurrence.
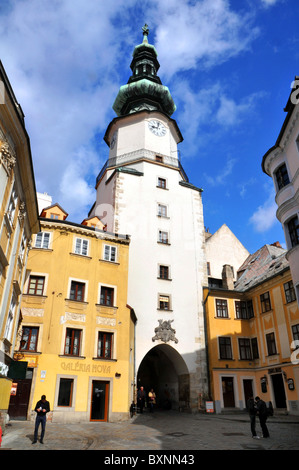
[32,395,50,444]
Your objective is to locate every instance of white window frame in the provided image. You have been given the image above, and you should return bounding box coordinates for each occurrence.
[103,244,117,262]
[74,237,89,256]
[4,295,17,342]
[35,231,51,249]
[7,184,18,225]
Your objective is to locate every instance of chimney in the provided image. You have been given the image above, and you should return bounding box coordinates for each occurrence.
[271,241,282,248]
[222,265,234,290]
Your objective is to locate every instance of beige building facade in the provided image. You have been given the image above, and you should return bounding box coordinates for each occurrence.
[262,77,299,306]
[0,61,39,428]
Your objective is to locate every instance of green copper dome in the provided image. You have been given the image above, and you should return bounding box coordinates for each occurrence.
[112,25,176,117]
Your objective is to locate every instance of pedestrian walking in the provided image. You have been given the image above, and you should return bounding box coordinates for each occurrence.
[247,395,259,438]
[148,388,156,412]
[32,395,50,444]
[255,396,270,438]
[137,386,146,413]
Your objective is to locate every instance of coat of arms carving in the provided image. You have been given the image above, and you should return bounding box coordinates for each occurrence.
[152,319,178,344]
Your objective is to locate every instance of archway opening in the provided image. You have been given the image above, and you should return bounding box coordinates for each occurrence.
[137,344,190,411]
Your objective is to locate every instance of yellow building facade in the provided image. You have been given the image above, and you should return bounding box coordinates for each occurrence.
[0,61,39,429]
[204,244,299,415]
[11,204,136,423]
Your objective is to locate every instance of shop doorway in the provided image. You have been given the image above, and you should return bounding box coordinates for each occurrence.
[137,345,190,411]
[222,377,235,407]
[90,380,109,421]
[8,368,33,420]
[8,378,32,419]
[271,373,286,408]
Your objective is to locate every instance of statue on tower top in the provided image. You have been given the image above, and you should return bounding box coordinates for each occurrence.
[142,24,149,36]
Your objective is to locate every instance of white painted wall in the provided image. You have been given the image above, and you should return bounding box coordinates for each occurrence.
[92,111,208,404]
[264,110,299,304]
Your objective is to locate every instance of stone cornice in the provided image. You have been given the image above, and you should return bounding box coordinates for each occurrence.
[39,218,130,245]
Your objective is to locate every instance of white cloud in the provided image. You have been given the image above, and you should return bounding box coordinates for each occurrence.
[261,0,281,7]
[149,0,259,78]
[249,188,278,232]
[0,0,135,218]
[0,0,263,222]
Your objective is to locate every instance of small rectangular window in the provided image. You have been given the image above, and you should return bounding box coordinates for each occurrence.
[216,299,228,318]
[158,204,167,217]
[238,338,252,360]
[219,337,232,359]
[157,177,167,189]
[284,280,296,303]
[27,276,45,296]
[275,163,290,190]
[260,291,271,313]
[104,245,117,262]
[20,327,39,352]
[159,231,169,244]
[159,265,169,280]
[35,232,50,249]
[159,294,170,310]
[75,238,89,256]
[266,332,277,356]
[7,185,18,224]
[235,300,254,319]
[70,281,85,301]
[100,286,114,306]
[287,216,299,248]
[97,332,113,359]
[64,328,81,356]
[292,324,299,345]
[251,337,259,359]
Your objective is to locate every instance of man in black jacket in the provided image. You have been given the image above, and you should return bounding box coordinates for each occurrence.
[247,395,258,438]
[33,395,50,444]
[255,396,270,438]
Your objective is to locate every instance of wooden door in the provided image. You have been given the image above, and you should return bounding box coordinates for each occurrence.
[222,377,235,407]
[8,379,32,419]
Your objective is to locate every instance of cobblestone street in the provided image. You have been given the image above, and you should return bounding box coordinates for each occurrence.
[1,410,299,454]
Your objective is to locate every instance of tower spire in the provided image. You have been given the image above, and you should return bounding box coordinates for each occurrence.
[112,25,176,117]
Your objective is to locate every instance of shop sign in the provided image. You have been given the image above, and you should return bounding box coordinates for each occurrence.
[61,362,111,374]
[205,401,214,413]
[10,383,18,396]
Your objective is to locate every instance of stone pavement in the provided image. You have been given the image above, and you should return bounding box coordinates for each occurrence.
[1,410,299,452]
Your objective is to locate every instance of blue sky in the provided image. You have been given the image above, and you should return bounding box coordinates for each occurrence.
[0,0,298,254]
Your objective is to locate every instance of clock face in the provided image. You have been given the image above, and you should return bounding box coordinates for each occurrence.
[148,120,167,137]
[110,131,117,149]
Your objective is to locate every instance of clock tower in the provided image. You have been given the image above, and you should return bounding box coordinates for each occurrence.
[90,26,208,411]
